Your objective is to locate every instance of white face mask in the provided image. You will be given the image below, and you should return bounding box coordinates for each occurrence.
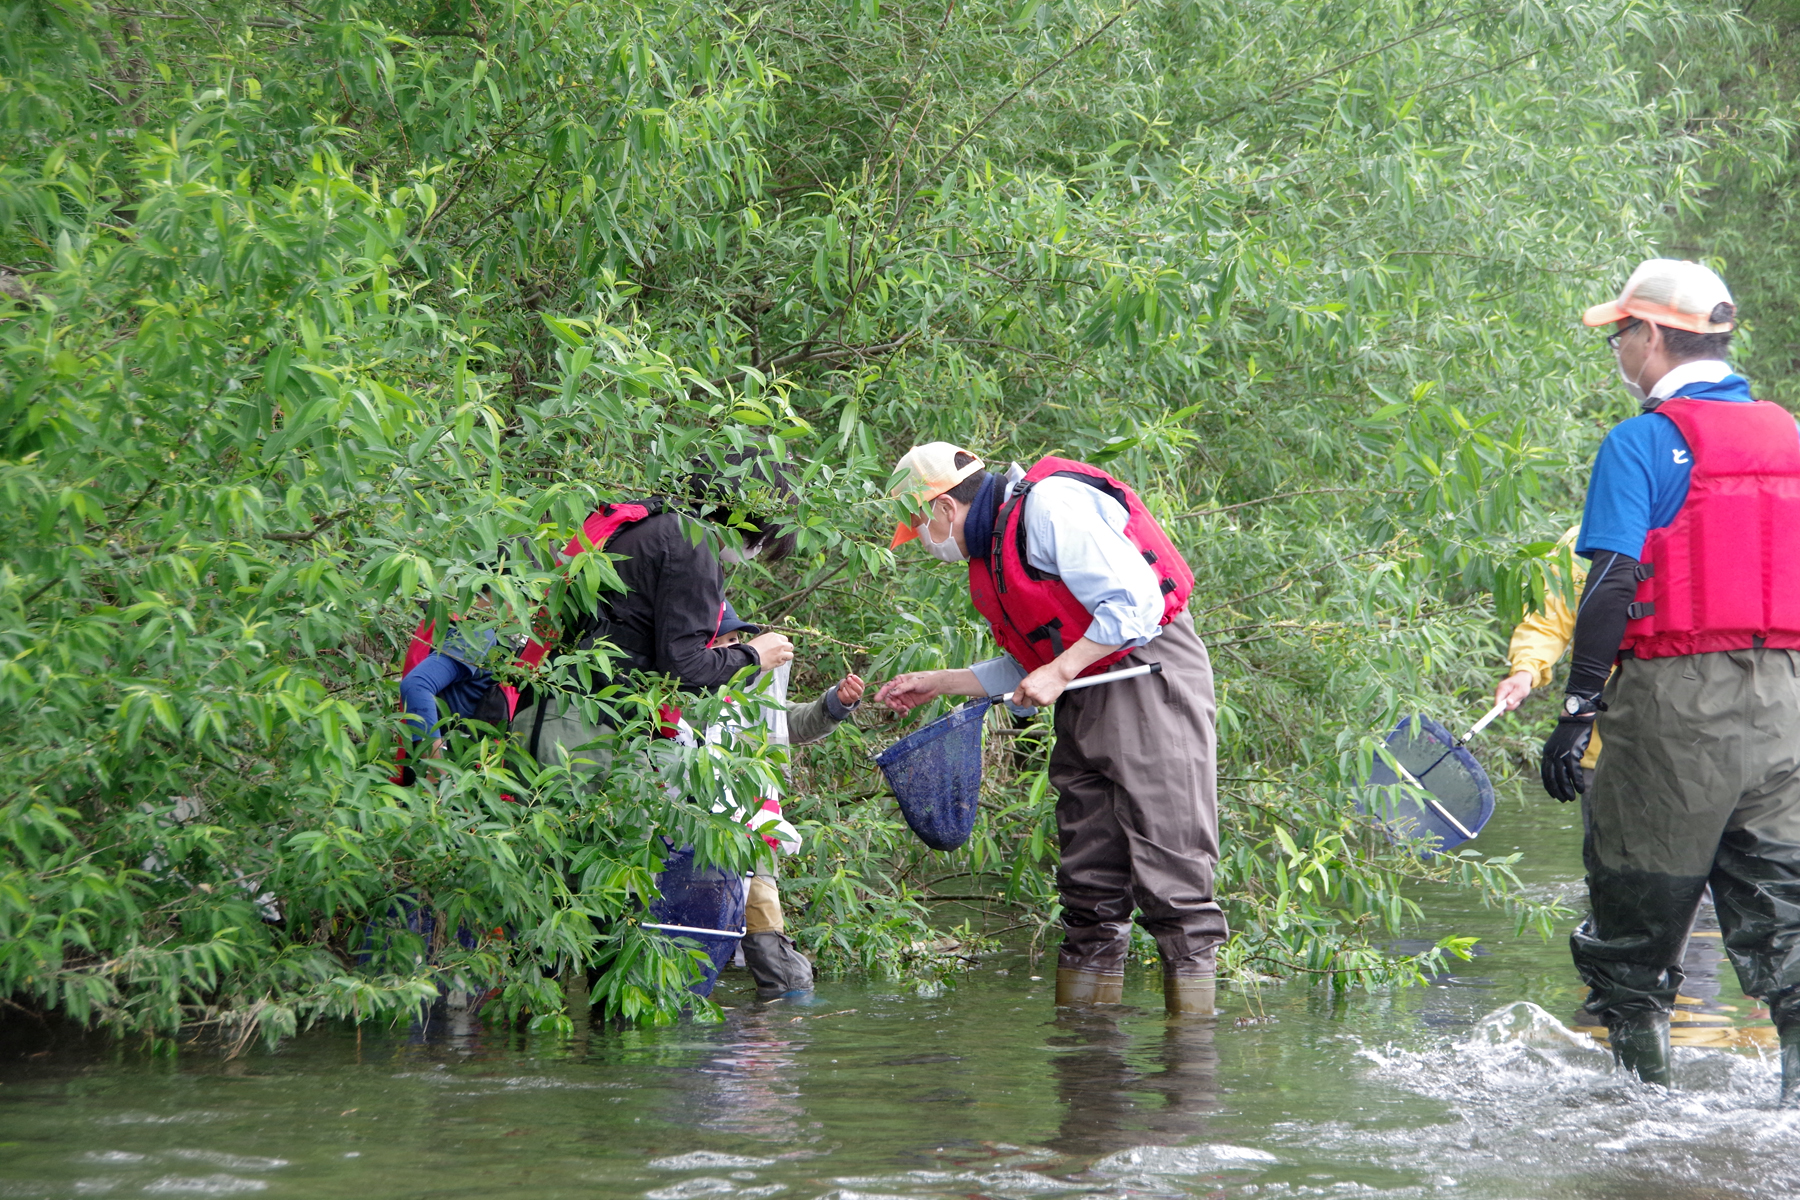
[1614,323,1655,408]
[918,507,965,563]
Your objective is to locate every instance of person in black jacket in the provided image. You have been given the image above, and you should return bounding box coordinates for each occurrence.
[515,452,798,767]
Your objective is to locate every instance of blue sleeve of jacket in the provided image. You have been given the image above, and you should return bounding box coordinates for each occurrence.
[1022,476,1164,648]
[400,652,473,738]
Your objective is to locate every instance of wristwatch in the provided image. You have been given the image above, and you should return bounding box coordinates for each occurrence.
[1562,692,1603,719]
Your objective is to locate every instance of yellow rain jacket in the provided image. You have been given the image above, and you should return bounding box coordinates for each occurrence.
[1506,526,1601,770]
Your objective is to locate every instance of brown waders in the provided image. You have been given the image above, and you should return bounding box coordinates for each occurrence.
[1050,613,1227,1014]
[1576,648,1800,1094]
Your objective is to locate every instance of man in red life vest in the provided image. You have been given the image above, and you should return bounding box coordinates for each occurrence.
[1552,259,1800,1099]
[873,444,1226,1015]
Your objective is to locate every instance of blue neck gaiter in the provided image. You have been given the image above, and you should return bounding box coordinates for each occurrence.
[958,472,1002,565]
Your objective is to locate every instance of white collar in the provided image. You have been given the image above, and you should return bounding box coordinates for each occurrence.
[1000,462,1026,503]
[1650,359,1733,401]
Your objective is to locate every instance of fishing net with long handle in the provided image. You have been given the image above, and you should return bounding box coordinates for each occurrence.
[1357,713,1497,855]
[873,663,1166,852]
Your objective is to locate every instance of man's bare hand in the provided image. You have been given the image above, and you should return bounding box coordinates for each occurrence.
[836,673,866,705]
[1012,662,1074,708]
[747,631,795,669]
[874,672,943,712]
[1495,670,1533,712]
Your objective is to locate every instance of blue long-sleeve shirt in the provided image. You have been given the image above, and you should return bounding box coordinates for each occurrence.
[967,467,1166,696]
[400,627,500,739]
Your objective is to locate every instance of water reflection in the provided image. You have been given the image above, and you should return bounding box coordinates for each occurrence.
[691,1009,808,1141]
[1048,1009,1217,1160]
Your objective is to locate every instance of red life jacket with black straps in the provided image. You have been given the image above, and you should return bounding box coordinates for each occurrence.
[966,457,1194,677]
[394,501,665,779]
[1621,397,1800,659]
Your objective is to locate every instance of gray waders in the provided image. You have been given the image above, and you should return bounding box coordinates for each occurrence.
[1576,648,1800,1096]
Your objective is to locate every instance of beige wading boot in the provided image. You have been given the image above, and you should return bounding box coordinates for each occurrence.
[1165,974,1216,1017]
[1055,968,1123,1006]
[1780,1024,1800,1109]
[1608,1012,1673,1087]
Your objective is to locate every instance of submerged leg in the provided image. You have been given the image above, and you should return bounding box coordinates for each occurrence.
[1163,973,1216,1016]
[742,874,813,999]
[1607,1011,1672,1086]
[1702,649,1800,1105]
[1054,967,1124,1006]
[1572,656,1744,1082]
[1781,1023,1800,1109]
[1054,615,1225,1015]
[742,932,814,999]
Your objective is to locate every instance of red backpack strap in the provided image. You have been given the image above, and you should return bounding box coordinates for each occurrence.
[514,501,658,673]
[401,618,435,678]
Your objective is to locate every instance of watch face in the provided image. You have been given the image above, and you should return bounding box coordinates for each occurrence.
[1564,695,1583,715]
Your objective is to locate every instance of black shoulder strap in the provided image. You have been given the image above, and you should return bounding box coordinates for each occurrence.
[528,693,552,762]
[990,481,1033,594]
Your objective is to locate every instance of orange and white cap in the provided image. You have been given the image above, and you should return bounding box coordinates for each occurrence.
[888,442,983,548]
[1582,258,1736,334]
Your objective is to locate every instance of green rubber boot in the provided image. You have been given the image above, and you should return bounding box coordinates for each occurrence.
[1164,973,1216,1017]
[1779,1025,1800,1109]
[1054,968,1123,1007]
[1608,1012,1672,1087]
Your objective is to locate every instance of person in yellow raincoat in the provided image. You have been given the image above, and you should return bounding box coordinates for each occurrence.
[1494,527,1600,779]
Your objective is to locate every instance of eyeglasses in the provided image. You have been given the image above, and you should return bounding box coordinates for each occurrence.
[1605,319,1642,351]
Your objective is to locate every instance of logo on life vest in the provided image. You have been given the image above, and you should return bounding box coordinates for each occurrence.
[1673,449,1690,464]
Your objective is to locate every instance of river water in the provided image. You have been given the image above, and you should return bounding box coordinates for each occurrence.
[4,794,1796,1199]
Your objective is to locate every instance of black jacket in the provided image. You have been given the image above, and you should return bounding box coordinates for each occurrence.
[587,511,760,690]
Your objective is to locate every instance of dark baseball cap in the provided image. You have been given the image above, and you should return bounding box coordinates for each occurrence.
[717,600,761,638]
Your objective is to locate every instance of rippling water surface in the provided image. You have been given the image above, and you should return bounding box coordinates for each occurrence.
[3,796,1793,1199]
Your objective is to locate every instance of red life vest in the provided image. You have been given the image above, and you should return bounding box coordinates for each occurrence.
[394,502,658,776]
[966,457,1194,676]
[1621,398,1800,659]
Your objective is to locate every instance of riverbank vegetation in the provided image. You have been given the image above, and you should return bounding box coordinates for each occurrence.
[2,0,1792,1044]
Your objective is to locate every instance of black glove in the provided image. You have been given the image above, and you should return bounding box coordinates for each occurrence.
[1540,692,1601,802]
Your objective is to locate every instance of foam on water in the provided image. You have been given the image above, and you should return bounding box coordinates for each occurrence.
[139,1176,269,1195]
[649,1152,780,1170]
[1265,1001,1800,1199]
[827,1170,1086,1196]
[645,1178,742,1200]
[164,1151,287,1171]
[1092,1145,1280,1173]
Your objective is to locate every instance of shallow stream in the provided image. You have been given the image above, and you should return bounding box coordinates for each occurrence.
[4,795,1796,1199]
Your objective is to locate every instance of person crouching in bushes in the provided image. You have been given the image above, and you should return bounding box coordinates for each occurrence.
[709,601,864,1000]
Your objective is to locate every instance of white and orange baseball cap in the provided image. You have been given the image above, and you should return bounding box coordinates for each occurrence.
[888,442,984,548]
[1582,258,1736,334]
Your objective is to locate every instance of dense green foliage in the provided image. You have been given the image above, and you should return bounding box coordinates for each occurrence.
[1,0,1788,1042]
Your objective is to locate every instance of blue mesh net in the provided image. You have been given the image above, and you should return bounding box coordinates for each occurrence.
[875,698,991,852]
[1358,714,1496,855]
[648,844,747,997]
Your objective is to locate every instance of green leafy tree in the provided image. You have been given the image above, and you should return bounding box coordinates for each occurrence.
[1,0,1785,1041]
